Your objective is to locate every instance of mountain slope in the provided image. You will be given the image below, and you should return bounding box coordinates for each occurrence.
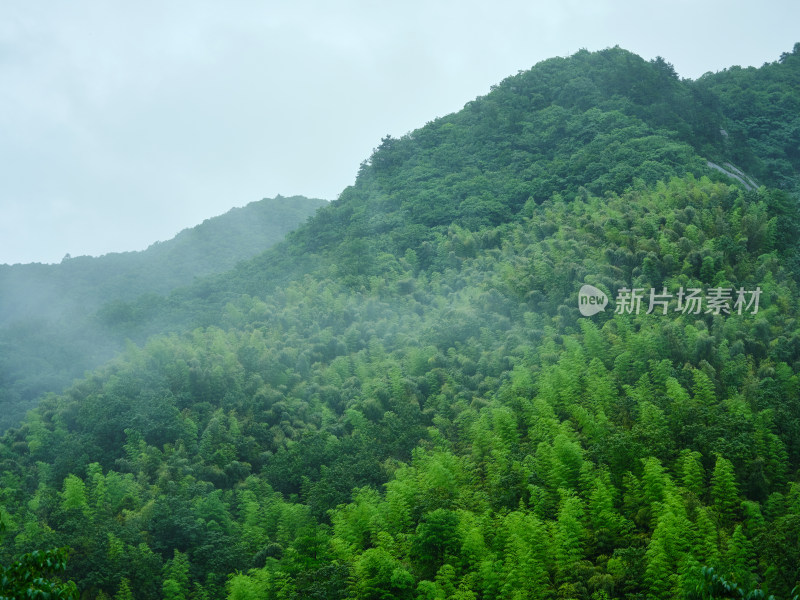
[0,195,326,431]
[695,42,800,192]
[0,195,327,324]
[1,46,800,599]
[204,45,800,301]
[98,45,800,328]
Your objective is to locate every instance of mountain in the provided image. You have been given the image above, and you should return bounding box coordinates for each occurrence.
[0,195,326,431]
[0,195,327,323]
[1,45,800,599]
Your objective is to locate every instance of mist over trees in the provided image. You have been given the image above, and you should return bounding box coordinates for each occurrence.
[2,45,800,599]
[0,196,325,432]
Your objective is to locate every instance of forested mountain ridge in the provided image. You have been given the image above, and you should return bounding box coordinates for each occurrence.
[179,44,800,304]
[0,195,326,431]
[0,195,327,324]
[91,44,800,329]
[1,45,800,600]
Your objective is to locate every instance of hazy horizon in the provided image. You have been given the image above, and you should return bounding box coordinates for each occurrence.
[2,0,799,265]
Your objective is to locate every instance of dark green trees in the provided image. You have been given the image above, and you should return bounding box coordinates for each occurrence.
[0,516,78,600]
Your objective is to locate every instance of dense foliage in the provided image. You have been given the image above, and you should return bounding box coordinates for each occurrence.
[0,515,78,599]
[2,45,800,599]
[695,43,800,194]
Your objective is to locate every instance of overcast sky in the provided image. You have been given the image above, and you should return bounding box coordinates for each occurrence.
[1,1,798,265]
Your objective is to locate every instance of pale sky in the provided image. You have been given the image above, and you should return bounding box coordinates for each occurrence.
[1,0,798,265]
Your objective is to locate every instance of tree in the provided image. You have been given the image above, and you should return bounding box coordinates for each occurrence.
[60,474,90,516]
[0,513,79,599]
[114,578,134,600]
[499,511,550,600]
[553,493,586,585]
[163,549,190,600]
[680,450,706,498]
[352,547,414,600]
[645,507,689,600]
[0,546,79,600]
[724,525,755,591]
[411,509,461,581]
[687,566,799,600]
[711,455,739,525]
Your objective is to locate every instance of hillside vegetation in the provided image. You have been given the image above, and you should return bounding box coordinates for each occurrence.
[0,195,326,431]
[1,45,800,599]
